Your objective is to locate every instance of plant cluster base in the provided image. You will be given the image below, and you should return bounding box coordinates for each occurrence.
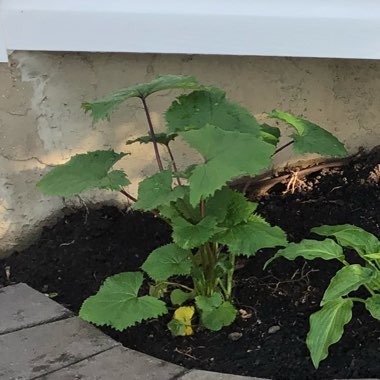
[2,149,380,380]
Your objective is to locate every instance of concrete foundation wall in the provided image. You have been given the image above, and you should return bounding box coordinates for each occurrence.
[1,51,380,257]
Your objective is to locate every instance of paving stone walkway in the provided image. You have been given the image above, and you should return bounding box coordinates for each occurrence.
[0,284,261,380]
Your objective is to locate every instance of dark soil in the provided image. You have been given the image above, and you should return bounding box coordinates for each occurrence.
[2,148,380,380]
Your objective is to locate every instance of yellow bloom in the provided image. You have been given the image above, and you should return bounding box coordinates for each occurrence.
[173,306,195,336]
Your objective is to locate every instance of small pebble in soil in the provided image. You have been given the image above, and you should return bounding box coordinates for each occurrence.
[228,332,243,341]
[268,325,281,334]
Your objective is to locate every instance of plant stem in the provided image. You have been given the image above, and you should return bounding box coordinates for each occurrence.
[350,297,366,303]
[141,97,164,171]
[226,254,235,300]
[200,200,205,218]
[274,140,294,156]
[166,143,182,186]
[119,189,137,202]
[365,284,376,296]
[163,282,194,292]
[217,278,229,299]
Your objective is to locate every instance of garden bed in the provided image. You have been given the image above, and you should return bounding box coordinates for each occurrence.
[2,148,380,380]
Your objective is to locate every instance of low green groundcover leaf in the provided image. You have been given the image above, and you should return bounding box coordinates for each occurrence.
[37,150,129,196]
[142,244,192,282]
[307,298,353,368]
[83,75,201,122]
[206,186,257,227]
[79,272,167,331]
[215,220,287,256]
[311,224,380,255]
[166,88,261,136]
[196,292,223,311]
[172,216,219,249]
[180,124,275,205]
[126,132,177,146]
[167,318,187,336]
[196,293,236,331]
[268,110,347,157]
[133,169,187,211]
[170,289,194,305]
[321,265,373,305]
[365,294,380,320]
[266,238,344,268]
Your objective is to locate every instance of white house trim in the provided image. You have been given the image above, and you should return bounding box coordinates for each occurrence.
[1,0,380,62]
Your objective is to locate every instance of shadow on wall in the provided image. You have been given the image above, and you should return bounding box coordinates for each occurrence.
[1,51,380,257]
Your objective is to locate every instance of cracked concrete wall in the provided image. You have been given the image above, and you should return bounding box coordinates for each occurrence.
[1,51,380,257]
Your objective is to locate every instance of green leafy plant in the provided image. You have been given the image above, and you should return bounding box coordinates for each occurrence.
[268,224,380,368]
[37,74,347,336]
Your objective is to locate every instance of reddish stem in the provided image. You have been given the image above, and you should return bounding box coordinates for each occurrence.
[141,97,164,171]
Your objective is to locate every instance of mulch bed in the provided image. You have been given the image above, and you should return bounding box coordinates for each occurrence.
[2,148,380,380]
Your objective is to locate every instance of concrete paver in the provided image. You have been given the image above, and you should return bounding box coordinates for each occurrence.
[180,369,264,380]
[1,284,378,380]
[41,345,185,380]
[0,316,118,379]
[0,283,71,334]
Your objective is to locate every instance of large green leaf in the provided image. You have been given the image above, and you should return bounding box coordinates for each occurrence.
[79,272,167,331]
[126,132,177,146]
[83,75,201,122]
[195,293,236,331]
[321,265,373,305]
[365,294,380,320]
[307,298,353,368]
[166,88,261,136]
[311,224,380,255]
[215,219,287,256]
[268,110,347,157]
[180,124,275,205]
[172,216,219,249]
[133,169,187,211]
[266,238,344,268]
[37,150,129,196]
[142,244,192,282]
[206,186,257,227]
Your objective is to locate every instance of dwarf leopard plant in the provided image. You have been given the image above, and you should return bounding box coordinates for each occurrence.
[37,75,347,336]
[267,224,380,368]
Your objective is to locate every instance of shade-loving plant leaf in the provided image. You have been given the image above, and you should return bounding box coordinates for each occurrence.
[206,186,257,227]
[172,216,219,249]
[196,293,236,331]
[170,289,194,306]
[266,238,344,268]
[321,265,373,305]
[311,224,380,255]
[307,298,353,368]
[215,220,287,256]
[259,123,281,146]
[83,75,201,122]
[37,150,129,196]
[167,306,195,336]
[166,88,261,136]
[79,272,167,331]
[365,295,380,320]
[142,243,192,282]
[126,132,177,146]
[180,124,275,205]
[268,110,347,157]
[133,169,187,211]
